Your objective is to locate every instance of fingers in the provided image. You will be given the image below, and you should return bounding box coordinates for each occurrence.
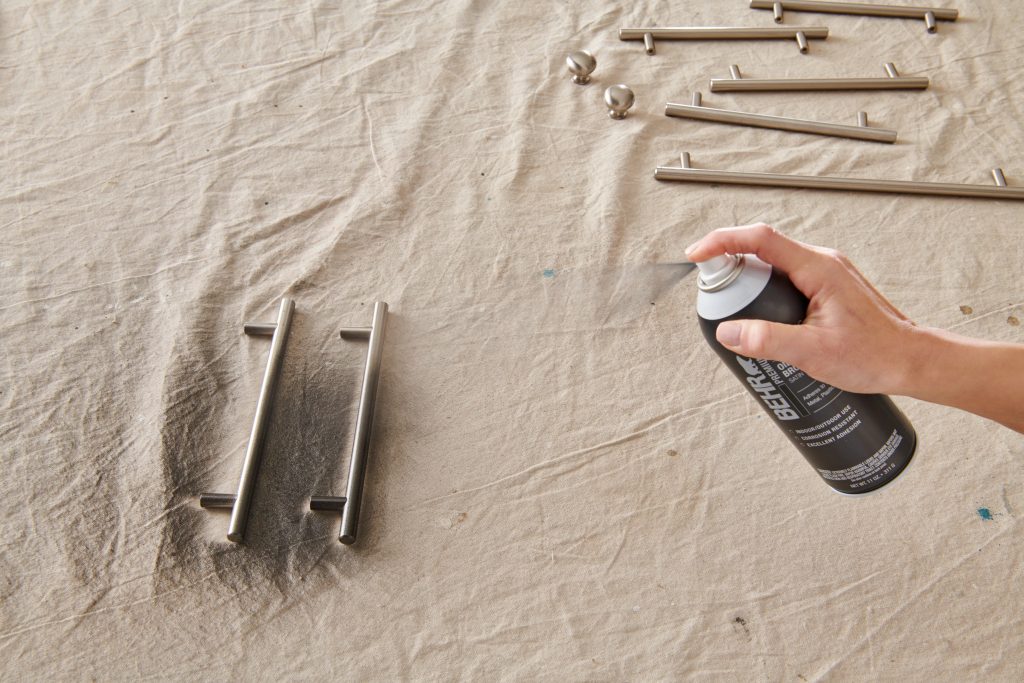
[685,223,828,294]
[685,223,810,271]
[716,319,821,369]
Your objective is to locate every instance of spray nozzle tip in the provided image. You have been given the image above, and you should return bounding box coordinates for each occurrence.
[695,254,743,291]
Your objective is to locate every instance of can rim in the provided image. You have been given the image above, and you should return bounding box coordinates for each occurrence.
[698,254,746,292]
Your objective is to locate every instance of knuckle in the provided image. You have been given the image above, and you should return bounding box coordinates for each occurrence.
[752,223,777,241]
[708,227,729,240]
[820,247,850,266]
[743,321,772,356]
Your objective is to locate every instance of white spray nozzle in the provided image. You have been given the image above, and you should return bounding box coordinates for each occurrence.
[695,254,742,290]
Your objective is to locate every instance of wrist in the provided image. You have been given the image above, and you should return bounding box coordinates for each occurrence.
[893,326,1024,432]
[894,324,952,399]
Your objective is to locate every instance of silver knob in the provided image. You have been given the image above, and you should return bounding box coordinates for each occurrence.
[566,50,596,85]
[604,84,635,119]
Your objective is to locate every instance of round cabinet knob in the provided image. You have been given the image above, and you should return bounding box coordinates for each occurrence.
[566,50,596,85]
[604,84,635,119]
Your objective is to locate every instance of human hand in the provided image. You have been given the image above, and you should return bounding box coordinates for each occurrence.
[685,223,923,395]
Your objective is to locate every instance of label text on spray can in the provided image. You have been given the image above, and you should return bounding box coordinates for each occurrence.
[737,356,804,421]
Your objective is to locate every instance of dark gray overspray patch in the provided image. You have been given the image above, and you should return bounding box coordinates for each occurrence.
[152,306,358,602]
[147,262,697,603]
[152,307,237,586]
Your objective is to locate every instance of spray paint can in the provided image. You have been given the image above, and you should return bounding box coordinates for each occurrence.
[695,253,916,495]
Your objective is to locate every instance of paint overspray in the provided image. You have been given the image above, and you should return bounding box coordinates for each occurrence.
[601,261,696,322]
[537,262,696,328]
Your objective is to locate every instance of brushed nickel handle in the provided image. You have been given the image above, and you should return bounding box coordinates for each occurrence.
[619,25,828,54]
[749,1,957,33]
[666,92,897,143]
[655,155,1024,201]
[710,63,928,92]
[200,298,294,543]
[311,302,388,545]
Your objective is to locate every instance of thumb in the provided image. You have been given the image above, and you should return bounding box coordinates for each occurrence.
[715,319,816,367]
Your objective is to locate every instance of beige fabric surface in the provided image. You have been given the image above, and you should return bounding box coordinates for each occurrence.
[2,0,1023,679]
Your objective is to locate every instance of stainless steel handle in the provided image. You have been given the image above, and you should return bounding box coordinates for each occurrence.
[654,155,1024,201]
[710,63,928,92]
[665,94,897,143]
[619,26,828,54]
[749,1,958,32]
[311,302,388,545]
[199,297,294,543]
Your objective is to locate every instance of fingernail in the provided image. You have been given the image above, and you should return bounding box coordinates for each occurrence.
[684,241,700,256]
[717,321,742,347]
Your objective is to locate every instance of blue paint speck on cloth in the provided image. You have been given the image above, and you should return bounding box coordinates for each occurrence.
[977,507,994,520]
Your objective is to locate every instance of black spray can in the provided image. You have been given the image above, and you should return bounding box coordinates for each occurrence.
[695,253,916,494]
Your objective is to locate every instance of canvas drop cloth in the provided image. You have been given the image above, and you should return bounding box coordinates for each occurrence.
[2,0,1023,679]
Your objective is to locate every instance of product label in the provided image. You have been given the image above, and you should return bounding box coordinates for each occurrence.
[735,355,843,421]
[700,279,915,494]
[816,430,904,489]
[790,404,864,448]
[735,355,869,449]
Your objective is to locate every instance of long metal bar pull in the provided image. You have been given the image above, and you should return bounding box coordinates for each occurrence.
[750,1,957,33]
[654,155,1024,201]
[710,63,928,92]
[619,26,828,54]
[311,302,388,545]
[200,298,295,543]
[665,93,897,143]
